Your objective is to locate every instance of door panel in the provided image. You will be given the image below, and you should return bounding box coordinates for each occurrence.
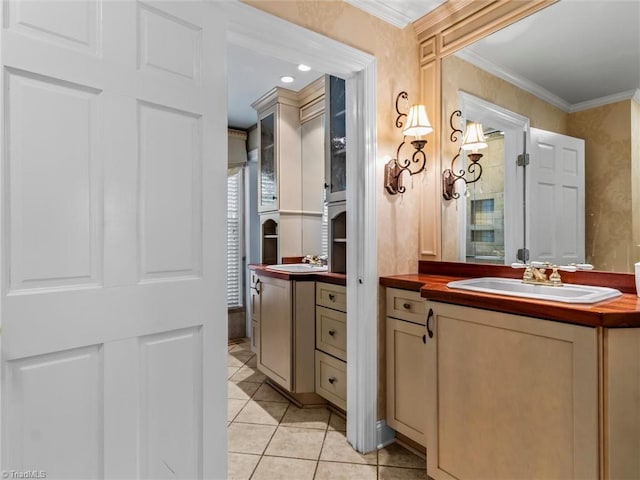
[529,128,585,265]
[6,345,104,478]
[1,1,227,477]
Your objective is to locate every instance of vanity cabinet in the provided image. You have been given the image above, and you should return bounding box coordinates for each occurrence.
[424,301,598,480]
[385,288,428,446]
[253,273,315,393]
[249,271,261,354]
[315,282,347,410]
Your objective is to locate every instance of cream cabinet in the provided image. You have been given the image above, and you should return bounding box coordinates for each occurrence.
[253,273,315,393]
[249,271,261,354]
[385,288,428,446]
[315,282,347,410]
[424,301,598,480]
[252,83,324,264]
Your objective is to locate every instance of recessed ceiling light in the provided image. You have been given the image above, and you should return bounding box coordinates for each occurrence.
[280,75,295,84]
[298,64,311,72]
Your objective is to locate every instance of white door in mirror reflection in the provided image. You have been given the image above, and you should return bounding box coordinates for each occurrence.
[529,128,585,265]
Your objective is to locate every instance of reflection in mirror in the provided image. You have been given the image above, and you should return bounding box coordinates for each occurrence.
[440,0,640,272]
[443,92,527,266]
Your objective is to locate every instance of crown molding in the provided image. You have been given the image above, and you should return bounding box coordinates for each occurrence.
[455,49,570,111]
[345,0,413,28]
[569,89,640,113]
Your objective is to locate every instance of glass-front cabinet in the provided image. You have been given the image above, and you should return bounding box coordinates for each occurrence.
[258,108,277,212]
[325,75,346,204]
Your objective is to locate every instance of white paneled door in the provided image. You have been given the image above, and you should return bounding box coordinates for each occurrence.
[1,1,227,478]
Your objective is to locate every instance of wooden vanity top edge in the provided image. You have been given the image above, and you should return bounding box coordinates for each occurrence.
[249,264,347,285]
[379,272,640,328]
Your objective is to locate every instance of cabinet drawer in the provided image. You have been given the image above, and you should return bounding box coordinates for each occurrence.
[386,288,427,325]
[316,282,346,312]
[316,306,346,361]
[315,350,346,410]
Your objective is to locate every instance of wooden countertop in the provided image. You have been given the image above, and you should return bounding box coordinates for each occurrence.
[249,264,347,286]
[380,262,640,328]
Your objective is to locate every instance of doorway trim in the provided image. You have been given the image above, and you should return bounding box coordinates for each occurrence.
[220,2,378,452]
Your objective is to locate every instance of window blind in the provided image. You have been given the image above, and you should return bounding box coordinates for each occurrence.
[227,169,243,307]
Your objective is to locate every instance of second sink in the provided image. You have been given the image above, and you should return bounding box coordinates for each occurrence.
[447,277,622,304]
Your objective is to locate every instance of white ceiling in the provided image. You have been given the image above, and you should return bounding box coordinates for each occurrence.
[227,1,640,129]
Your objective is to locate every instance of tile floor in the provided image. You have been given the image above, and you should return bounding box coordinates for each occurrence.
[228,339,427,480]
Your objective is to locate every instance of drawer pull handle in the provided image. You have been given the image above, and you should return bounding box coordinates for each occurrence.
[251,278,261,294]
[328,376,337,384]
[403,302,411,310]
[426,308,434,339]
[328,293,335,301]
[328,330,336,336]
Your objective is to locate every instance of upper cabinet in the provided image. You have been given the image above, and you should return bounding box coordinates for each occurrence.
[253,88,301,213]
[325,75,346,204]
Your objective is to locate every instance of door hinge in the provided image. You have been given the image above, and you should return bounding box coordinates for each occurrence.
[517,153,530,166]
[517,248,530,262]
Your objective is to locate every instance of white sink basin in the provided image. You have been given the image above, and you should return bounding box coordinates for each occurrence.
[447,277,622,304]
[265,263,328,274]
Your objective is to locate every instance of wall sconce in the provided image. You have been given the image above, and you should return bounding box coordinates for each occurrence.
[384,91,433,195]
[442,110,488,200]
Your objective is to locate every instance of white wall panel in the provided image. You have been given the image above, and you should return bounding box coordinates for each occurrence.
[139,327,203,479]
[137,3,202,83]
[6,70,103,292]
[6,345,104,478]
[138,101,202,281]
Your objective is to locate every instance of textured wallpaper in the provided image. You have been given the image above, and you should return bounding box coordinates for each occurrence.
[568,101,634,272]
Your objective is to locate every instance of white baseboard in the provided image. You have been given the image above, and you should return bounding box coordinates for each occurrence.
[376,420,396,449]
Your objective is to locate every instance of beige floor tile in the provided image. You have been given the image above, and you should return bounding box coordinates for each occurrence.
[244,355,257,367]
[251,455,316,480]
[228,422,276,455]
[379,466,428,479]
[378,442,425,469]
[227,452,260,480]
[252,383,289,403]
[230,366,267,383]
[228,381,261,400]
[280,405,331,430]
[328,412,347,432]
[228,366,241,379]
[228,398,248,421]
[229,350,254,365]
[234,400,289,426]
[314,461,377,480]
[320,431,377,465]
[264,425,326,460]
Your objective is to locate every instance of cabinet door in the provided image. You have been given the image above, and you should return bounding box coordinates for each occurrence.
[258,107,278,212]
[257,276,292,390]
[386,317,427,446]
[325,75,346,203]
[425,301,598,480]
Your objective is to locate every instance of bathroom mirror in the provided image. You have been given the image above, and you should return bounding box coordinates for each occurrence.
[439,0,640,272]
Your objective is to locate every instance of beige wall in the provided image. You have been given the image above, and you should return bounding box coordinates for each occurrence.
[568,101,634,272]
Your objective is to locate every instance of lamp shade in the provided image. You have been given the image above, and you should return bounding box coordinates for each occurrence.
[403,105,433,137]
[460,122,487,150]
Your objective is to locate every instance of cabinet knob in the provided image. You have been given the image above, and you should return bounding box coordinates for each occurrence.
[328,293,335,301]
[328,330,336,337]
[403,302,411,310]
[328,376,337,385]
